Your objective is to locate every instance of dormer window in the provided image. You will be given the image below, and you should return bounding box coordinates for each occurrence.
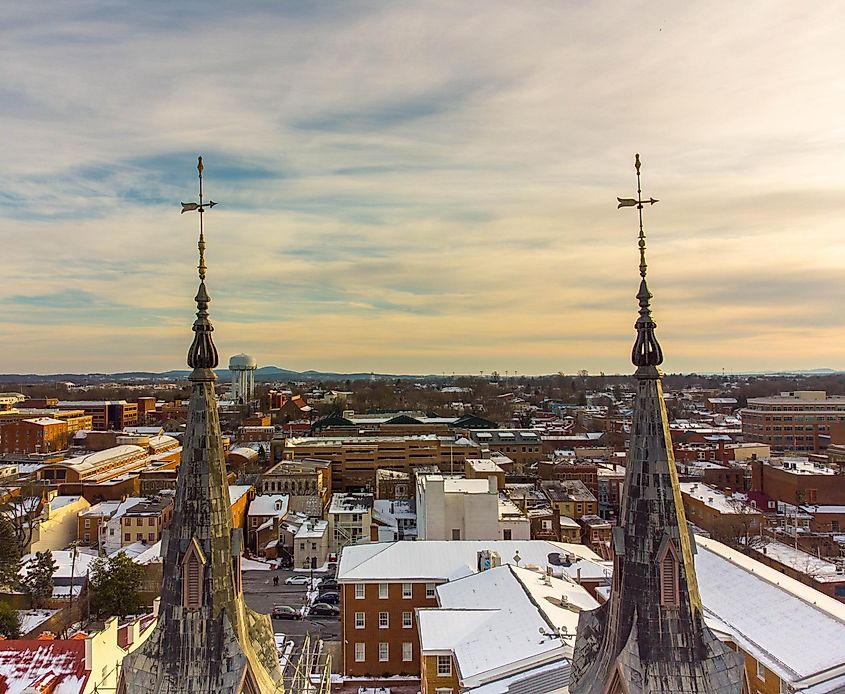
[182,539,206,609]
[658,540,680,608]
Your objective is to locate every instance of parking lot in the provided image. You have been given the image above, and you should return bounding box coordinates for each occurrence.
[242,569,341,646]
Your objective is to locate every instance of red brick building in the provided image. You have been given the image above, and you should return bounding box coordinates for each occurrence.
[741,391,845,452]
[751,457,845,505]
[0,417,68,454]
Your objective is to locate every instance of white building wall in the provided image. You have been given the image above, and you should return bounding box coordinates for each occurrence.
[30,497,90,553]
[417,475,499,541]
[498,517,531,540]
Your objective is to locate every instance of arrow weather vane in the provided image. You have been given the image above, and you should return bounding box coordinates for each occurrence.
[617,153,658,280]
[620,154,664,373]
[181,156,217,281]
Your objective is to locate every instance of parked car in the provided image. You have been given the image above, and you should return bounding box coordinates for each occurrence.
[271,605,302,620]
[317,591,340,605]
[284,575,311,586]
[309,602,340,617]
[318,578,338,592]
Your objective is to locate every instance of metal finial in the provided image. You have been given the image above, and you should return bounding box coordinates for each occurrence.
[182,156,219,373]
[617,154,663,376]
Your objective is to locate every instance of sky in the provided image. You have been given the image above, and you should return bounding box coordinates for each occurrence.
[2,1,845,376]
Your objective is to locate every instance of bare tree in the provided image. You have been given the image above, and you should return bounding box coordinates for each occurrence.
[1,482,44,556]
[716,499,767,554]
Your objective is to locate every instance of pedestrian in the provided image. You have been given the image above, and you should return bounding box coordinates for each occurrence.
[273,575,279,587]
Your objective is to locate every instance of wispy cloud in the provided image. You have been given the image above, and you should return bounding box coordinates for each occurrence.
[1,1,844,373]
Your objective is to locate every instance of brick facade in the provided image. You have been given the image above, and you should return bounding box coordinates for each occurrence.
[341,581,439,677]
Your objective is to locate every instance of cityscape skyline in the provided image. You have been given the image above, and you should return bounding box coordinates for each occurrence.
[3,2,845,375]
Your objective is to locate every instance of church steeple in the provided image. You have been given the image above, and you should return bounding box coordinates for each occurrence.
[569,156,744,694]
[119,157,282,694]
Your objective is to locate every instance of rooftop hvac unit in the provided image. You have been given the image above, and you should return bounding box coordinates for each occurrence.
[477,549,501,572]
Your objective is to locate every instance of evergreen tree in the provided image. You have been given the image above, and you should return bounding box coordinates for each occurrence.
[0,516,22,590]
[22,550,57,608]
[0,602,20,639]
[90,552,145,618]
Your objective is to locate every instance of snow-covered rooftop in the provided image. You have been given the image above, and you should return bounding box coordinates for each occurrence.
[679,482,759,515]
[755,539,843,583]
[465,458,504,473]
[416,563,598,690]
[696,536,845,689]
[248,493,289,517]
[228,484,253,507]
[295,519,328,539]
[0,640,88,693]
[338,540,610,583]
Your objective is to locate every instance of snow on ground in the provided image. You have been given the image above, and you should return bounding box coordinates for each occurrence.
[241,557,272,571]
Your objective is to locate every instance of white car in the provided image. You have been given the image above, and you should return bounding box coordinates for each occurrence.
[284,575,311,585]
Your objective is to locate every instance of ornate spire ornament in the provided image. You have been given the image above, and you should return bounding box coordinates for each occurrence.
[118,157,283,693]
[568,156,744,694]
[185,156,219,373]
[617,154,663,377]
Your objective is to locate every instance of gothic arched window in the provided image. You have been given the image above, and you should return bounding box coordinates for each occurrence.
[182,539,206,609]
[658,540,680,608]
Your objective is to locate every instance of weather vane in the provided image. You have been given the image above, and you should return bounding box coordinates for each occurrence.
[180,156,217,281]
[617,153,658,280]
[619,154,664,373]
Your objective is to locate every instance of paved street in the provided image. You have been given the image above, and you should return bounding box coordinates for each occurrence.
[242,569,341,647]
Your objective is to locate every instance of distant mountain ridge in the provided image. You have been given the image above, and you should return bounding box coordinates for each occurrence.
[0,365,424,384]
[0,366,842,384]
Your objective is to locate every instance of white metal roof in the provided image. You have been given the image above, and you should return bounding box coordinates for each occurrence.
[417,565,569,687]
[337,540,610,583]
[696,536,845,688]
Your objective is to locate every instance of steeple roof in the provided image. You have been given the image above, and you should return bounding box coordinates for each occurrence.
[569,156,744,694]
[119,158,282,694]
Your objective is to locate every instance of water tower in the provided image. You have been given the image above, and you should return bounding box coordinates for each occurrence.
[228,353,257,405]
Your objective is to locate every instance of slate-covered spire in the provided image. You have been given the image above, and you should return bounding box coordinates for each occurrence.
[119,158,282,694]
[569,156,744,694]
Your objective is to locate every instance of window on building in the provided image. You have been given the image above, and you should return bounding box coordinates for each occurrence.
[756,661,766,681]
[402,582,412,598]
[379,611,389,629]
[354,612,365,629]
[355,583,365,599]
[541,519,552,530]
[437,655,452,677]
[503,529,512,540]
[378,643,389,662]
[835,586,845,597]
[779,678,791,694]
[84,518,91,529]
[435,689,453,694]
[402,642,413,662]
[402,611,412,628]
[148,517,155,526]
[83,533,90,543]
[354,643,365,662]
[379,583,389,599]
[136,533,143,541]
[426,583,436,598]
[451,528,461,540]
[135,517,142,526]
